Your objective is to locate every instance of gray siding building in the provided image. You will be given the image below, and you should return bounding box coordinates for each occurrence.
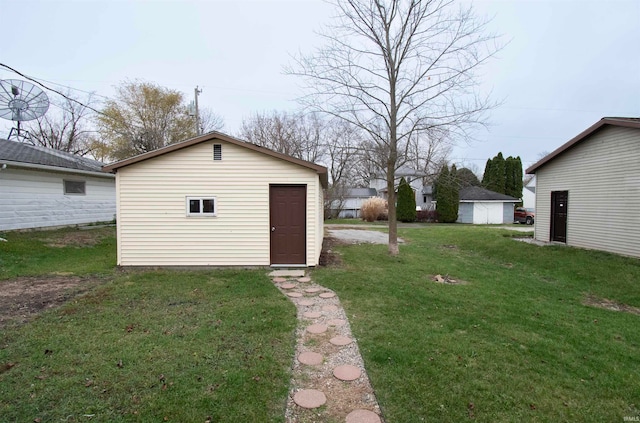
[526,117,640,258]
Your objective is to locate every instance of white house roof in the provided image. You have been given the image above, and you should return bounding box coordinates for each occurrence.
[103,131,328,188]
[526,117,640,174]
[345,188,377,197]
[0,138,111,176]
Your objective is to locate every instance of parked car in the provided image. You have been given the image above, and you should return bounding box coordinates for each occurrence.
[514,207,535,225]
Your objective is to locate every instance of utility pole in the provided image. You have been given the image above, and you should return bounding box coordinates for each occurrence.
[194,86,202,135]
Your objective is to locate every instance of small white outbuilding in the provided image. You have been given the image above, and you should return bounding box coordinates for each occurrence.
[103,132,328,267]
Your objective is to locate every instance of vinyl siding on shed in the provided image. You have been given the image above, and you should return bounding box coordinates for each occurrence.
[535,126,640,257]
[115,140,323,266]
[0,167,115,231]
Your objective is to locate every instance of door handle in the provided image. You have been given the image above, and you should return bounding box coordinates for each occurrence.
[271,226,276,232]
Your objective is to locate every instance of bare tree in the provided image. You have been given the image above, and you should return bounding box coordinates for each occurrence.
[240,110,325,163]
[289,0,500,255]
[199,108,225,134]
[406,129,452,184]
[25,92,96,156]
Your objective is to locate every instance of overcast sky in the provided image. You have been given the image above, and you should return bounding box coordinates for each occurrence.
[1,0,639,174]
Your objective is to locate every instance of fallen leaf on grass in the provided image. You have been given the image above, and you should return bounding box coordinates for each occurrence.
[117,359,123,368]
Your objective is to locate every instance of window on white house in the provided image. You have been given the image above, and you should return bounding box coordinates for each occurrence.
[187,197,217,216]
[213,144,222,161]
[64,180,86,195]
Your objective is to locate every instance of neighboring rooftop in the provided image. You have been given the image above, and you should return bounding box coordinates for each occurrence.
[460,186,520,202]
[0,138,106,173]
[345,188,377,197]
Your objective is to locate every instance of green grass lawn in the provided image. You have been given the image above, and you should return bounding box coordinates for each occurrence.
[314,225,640,422]
[0,227,296,422]
[3,224,640,422]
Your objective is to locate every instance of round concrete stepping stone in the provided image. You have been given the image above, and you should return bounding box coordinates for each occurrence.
[327,318,346,326]
[306,324,328,334]
[293,389,327,409]
[297,299,314,306]
[346,409,382,423]
[322,305,338,312]
[333,364,361,381]
[330,335,353,346]
[319,292,336,299]
[273,277,287,283]
[298,351,323,365]
[280,283,297,289]
[305,287,322,293]
[297,277,312,283]
[303,311,322,319]
[287,292,303,298]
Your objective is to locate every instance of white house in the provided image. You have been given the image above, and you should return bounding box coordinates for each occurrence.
[103,132,328,267]
[456,186,520,224]
[331,188,378,218]
[0,138,115,231]
[370,166,426,208]
[522,175,536,210]
[526,117,640,258]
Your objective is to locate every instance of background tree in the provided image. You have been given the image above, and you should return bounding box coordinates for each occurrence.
[435,164,459,223]
[504,156,523,199]
[25,91,96,157]
[396,177,416,222]
[290,0,500,255]
[482,152,505,193]
[240,110,324,163]
[482,152,523,199]
[456,167,481,188]
[97,81,204,161]
[198,108,225,134]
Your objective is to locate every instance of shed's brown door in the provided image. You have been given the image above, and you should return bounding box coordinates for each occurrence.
[551,191,568,243]
[270,185,306,265]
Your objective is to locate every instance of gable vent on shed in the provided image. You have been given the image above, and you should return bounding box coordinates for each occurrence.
[213,144,222,161]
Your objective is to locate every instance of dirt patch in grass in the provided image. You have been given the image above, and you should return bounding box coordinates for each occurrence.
[42,229,108,248]
[430,274,469,285]
[319,237,344,267]
[583,294,640,316]
[0,276,104,328]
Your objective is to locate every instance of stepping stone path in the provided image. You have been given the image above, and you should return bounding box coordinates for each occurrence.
[293,389,327,409]
[269,270,383,423]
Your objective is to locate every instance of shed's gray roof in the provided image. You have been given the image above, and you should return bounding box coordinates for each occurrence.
[0,138,106,173]
[459,186,519,202]
[422,185,433,195]
[345,188,377,197]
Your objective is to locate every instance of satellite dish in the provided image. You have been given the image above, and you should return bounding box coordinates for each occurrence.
[0,79,50,141]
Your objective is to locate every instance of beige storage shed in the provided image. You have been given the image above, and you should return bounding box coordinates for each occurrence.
[103,132,328,267]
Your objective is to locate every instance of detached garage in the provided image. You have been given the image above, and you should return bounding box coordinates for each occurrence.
[457,186,520,224]
[103,132,328,267]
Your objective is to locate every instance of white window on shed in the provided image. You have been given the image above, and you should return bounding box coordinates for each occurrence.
[64,180,86,195]
[187,197,217,216]
[213,144,222,161]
